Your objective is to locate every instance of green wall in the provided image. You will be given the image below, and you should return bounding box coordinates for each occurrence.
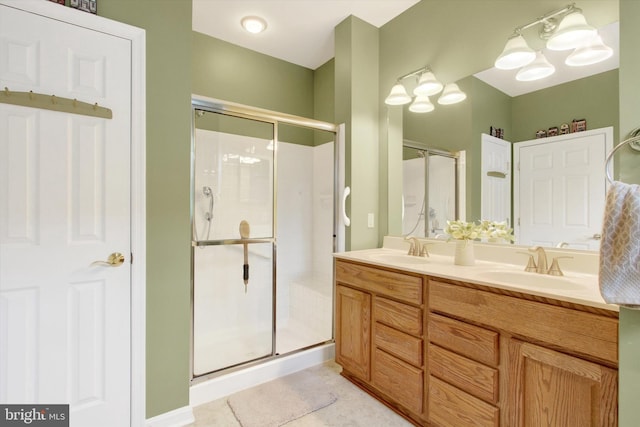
[335,16,381,250]
[99,0,193,418]
[618,1,640,425]
[512,70,619,143]
[100,1,321,419]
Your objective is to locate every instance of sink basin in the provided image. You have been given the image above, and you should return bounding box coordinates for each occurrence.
[370,253,430,265]
[477,270,587,290]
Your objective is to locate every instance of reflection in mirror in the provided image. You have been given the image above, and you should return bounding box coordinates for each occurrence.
[402,142,463,238]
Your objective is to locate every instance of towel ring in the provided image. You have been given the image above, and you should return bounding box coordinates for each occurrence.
[605,132,640,184]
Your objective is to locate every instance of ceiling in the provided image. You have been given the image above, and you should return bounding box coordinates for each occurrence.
[192,0,420,70]
[192,1,619,97]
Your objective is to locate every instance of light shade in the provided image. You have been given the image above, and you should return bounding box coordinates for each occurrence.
[516,51,555,81]
[494,34,536,70]
[241,16,267,34]
[409,95,435,113]
[546,9,596,51]
[437,83,467,105]
[565,34,613,66]
[384,83,412,105]
[413,71,443,96]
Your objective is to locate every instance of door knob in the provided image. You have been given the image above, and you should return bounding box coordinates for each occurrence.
[591,233,602,240]
[91,252,125,267]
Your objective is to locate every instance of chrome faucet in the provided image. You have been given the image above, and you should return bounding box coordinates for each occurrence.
[529,246,548,274]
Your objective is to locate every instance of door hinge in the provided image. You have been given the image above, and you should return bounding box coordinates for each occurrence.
[517,218,520,226]
[130,252,134,264]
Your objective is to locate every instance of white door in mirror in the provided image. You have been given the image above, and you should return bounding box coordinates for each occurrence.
[515,127,612,250]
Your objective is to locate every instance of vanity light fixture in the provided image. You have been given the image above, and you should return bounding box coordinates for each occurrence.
[409,95,435,113]
[385,82,412,106]
[546,8,596,51]
[515,51,556,81]
[437,83,467,105]
[565,34,613,66]
[385,66,466,112]
[241,16,267,34]
[494,33,536,70]
[495,3,611,80]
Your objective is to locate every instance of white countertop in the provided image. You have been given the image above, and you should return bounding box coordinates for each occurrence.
[334,237,618,312]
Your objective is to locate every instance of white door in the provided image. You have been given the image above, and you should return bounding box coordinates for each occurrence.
[514,127,613,250]
[481,134,512,225]
[0,5,132,426]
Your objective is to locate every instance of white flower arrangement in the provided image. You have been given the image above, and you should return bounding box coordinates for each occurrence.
[445,219,514,242]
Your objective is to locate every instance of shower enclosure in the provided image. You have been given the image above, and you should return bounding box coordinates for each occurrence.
[190,99,339,380]
[402,142,463,237]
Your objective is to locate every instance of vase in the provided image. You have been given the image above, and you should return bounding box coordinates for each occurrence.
[454,239,475,266]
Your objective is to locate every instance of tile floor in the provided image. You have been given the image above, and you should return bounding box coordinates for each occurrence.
[187,360,413,426]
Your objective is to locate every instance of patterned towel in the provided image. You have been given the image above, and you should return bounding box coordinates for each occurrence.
[599,181,640,307]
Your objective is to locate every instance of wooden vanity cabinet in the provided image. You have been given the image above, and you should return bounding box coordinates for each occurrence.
[335,259,426,424]
[335,259,619,427]
[429,279,618,427]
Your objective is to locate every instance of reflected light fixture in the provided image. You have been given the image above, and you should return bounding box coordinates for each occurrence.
[384,82,412,105]
[385,67,465,112]
[437,83,467,105]
[241,16,267,34]
[495,3,611,82]
[409,95,435,113]
[494,33,536,70]
[413,71,443,96]
[565,34,613,66]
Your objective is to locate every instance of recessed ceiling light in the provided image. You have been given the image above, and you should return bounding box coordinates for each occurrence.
[241,16,267,34]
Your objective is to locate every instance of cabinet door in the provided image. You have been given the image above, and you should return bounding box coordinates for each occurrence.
[508,339,617,426]
[335,285,371,381]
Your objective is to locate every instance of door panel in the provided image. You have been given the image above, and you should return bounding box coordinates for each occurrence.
[481,134,512,225]
[192,111,275,376]
[0,6,132,426]
[516,128,611,249]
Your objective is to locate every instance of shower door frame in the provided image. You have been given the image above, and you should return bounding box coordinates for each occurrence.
[403,140,462,237]
[189,96,340,383]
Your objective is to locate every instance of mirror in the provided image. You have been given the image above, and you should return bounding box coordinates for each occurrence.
[398,21,619,250]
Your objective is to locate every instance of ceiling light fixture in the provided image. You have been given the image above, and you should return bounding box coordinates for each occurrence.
[385,67,466,113]
[495,3,611,82]
[241,16,267,34]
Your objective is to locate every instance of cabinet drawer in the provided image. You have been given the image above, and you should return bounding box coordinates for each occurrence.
[428,313,499,366]
[373,348,423,415]
[375,322,423,366]
[374,297,422,336]
[336,260,423,304]
[429,345,499,404]
[429,376,499,427]
[429,280,618,365]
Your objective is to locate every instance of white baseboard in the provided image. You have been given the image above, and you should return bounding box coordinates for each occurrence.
[145,405,195,427]
[190,343,335,407]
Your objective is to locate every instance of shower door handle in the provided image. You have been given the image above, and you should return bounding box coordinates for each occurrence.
[342,186,351,227]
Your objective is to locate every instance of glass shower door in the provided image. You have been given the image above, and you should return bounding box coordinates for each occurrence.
[192,110,275,376]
